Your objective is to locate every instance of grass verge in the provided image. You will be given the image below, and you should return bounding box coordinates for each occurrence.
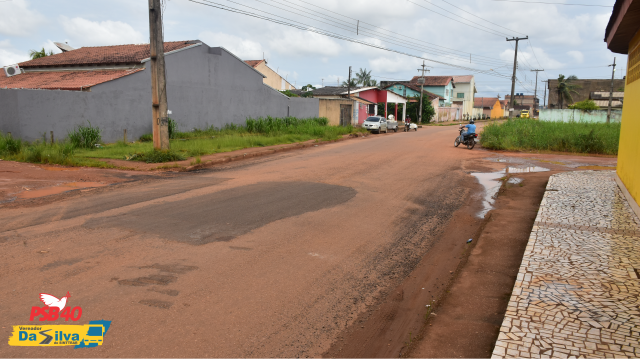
[480,119,620,155]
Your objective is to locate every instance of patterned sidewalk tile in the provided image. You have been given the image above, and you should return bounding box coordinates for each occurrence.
[492,171,640,359]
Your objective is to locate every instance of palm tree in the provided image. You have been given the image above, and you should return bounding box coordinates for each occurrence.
[301,84,316,92]
[28,47,54,60]
[369,79,378,87]
[341,78,358,88]
[556,74,581,109]
[355,68,372,86]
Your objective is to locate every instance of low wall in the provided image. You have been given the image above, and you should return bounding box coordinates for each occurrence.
[539,109,622,123]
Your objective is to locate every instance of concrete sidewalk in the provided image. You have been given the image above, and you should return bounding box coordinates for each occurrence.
[492,171,640,358]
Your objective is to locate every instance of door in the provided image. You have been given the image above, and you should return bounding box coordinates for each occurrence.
[339,104,352,127]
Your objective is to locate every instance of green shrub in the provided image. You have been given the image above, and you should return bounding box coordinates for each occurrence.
[480,119,620,155]
[68,121,101,149]
[168,117,178,139]
[568,99,600,111]
[139,133,153,142]
[0,133,23,154]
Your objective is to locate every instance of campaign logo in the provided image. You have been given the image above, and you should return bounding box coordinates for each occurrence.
[8,292,111,348]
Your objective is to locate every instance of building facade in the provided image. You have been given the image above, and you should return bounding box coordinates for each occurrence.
[409,76,455,106]
[451,75,476,117]
[244,59,295,90]
[547,78,626,108]
[605,0,640,208]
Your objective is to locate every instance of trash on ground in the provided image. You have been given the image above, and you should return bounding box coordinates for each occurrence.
[467,238,473,243]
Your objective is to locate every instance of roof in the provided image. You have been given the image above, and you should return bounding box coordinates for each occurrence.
[474,97,500,108]
[593,100,624,107]
[591,91,625,99]
[244,60,265,68]
[451,75,473,83]
[382,82,443,99]
[409,76,454,87]
[0,69,143,91]
[18,41,198,68]
[605,0,640,53]
[504,94,536,99]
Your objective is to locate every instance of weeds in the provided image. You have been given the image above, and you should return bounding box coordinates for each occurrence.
[124,150,186,163]
[480,119,620,155]
[68,121,102,149]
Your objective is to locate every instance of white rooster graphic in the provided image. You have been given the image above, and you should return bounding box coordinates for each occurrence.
[39,292,71,310]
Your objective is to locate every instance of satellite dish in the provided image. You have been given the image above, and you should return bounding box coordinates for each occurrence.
[54,42,75,52]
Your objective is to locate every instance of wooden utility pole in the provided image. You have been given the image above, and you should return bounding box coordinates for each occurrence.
[347,66,352,98]
[542,80,548,109]
[417,61,429,123]
[607,57,616,124]
[530,69,543,117]
[149,0,170,150]
[506,36,528,118]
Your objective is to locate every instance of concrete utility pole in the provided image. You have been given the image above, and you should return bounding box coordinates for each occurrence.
[506,36,528,118]
[417,61,429,123]
[607,57,616,124]
[530,69,544,117]
[149,0,170,150]
[542,80,548,109]
[347,66,352,98]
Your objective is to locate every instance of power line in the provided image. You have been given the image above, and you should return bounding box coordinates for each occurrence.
[188,0,513,78]
[436,0,528,36]
[490,0,613,6]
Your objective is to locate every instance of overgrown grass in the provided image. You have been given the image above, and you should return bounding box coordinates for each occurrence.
[480,119,620,155]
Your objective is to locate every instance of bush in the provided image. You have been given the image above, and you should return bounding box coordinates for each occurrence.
[480,119,620,155]
[0,133,23,154]
[68,121,101,149]
[168,117,178,139]
[139,133,153,142]
[568,99,600,111]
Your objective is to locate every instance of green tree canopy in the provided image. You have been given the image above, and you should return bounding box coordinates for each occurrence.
[568,99,600,111]
[556,74,581,109]
[28,48,54,60]
[341,78,358,88]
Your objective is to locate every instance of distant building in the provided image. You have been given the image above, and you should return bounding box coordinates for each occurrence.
[473,97,505,118]
[244,59,295,90]
[381,82,442,113]
[547,78,625,108]
[451,75,476,117]
[590,91,624,108]
[409,76,455,106]
[504,94,539,116]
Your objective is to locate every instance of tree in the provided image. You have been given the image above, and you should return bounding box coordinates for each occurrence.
[568,99,599,111]
[28,47,54,60]
[370,79,378,86]
[341,78,358,88]
[556,74,581,109]
[301,84,316,92]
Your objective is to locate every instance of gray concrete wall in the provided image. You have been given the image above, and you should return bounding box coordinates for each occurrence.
[539,109,622,123]
[0,43,319,143]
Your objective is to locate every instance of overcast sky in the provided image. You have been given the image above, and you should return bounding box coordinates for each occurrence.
[0,0,624,101]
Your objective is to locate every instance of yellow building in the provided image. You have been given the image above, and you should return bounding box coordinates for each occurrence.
[244,60,295,90]
[605,0,640,208]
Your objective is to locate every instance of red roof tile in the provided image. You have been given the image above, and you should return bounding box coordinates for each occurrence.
[410,76,453,86]
[451,75,473,83]
[244,60,265,68]
[0,69,143,91]
[18,41,197,68]
[474,97,500,108]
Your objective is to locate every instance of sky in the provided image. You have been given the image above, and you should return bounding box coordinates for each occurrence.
[0,0,625,103]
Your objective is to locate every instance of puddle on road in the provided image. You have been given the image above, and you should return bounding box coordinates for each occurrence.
[18,182,107,199]
[471,166,549,218]
[507,177,523,185]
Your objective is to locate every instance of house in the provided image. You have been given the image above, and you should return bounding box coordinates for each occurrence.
[409,76,455,106]
[590,91,624,108]
[504,94,539,116]
[473,97,505,118]
[605,0,640,208]
[382,82,442,113]
[294,86,407,125]
[451,75,476,117]
[0,41,318,142]
[547,78,626,108]
[244,59,295,90]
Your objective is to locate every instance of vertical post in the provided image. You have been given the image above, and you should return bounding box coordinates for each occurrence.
[347,66,352,98]
[417,61,429,123]
[506,36,528,118]
[607,57,616,124]
[50,131,54,144]
[149,0,170,150]
[530,69,543,118]
[124,129,127,143]
[542,80,548,108]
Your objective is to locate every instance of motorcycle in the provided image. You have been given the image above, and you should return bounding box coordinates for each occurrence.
[403,122,417,132]
[454,125,477,150]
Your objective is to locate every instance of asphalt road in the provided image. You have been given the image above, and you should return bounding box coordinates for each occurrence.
[1,124,495,357]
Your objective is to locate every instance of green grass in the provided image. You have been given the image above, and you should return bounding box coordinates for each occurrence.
[480,119,620,155]
[1,117,365,166]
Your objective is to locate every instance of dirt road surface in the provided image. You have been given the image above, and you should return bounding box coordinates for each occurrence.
[0,124,615,357]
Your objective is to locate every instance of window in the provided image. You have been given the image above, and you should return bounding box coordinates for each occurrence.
[457,93,465,98]
[367,104,376,114]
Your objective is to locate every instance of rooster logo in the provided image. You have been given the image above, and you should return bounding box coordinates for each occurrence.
[39,292,71,310]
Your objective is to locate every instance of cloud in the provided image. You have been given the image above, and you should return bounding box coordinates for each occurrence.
[499,47,563,71]
[369,55,421,74]
[567,51,584,64]
[0,40,29,67]
[0,0,45,37]
[199,31,264,59]
[268,30,341,57]
[60,16,145,47]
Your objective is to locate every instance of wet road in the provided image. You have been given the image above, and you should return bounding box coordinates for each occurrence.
[0,124,603,357]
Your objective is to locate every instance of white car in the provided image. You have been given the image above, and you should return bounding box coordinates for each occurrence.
[363,116,388,134]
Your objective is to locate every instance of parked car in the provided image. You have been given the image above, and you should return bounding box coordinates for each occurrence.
[363,116,388,133]
[520,110,530,118]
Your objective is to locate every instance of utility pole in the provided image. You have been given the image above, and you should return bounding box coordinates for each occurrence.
[542,80,548,109]
[607,57,616,124]
[148,0,170,149]
[417,61,429,123]
[506,36,528,118]
[347,66,352,98]
[530,69,543,117]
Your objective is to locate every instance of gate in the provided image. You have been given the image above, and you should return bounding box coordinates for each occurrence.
[339,104,352,126]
